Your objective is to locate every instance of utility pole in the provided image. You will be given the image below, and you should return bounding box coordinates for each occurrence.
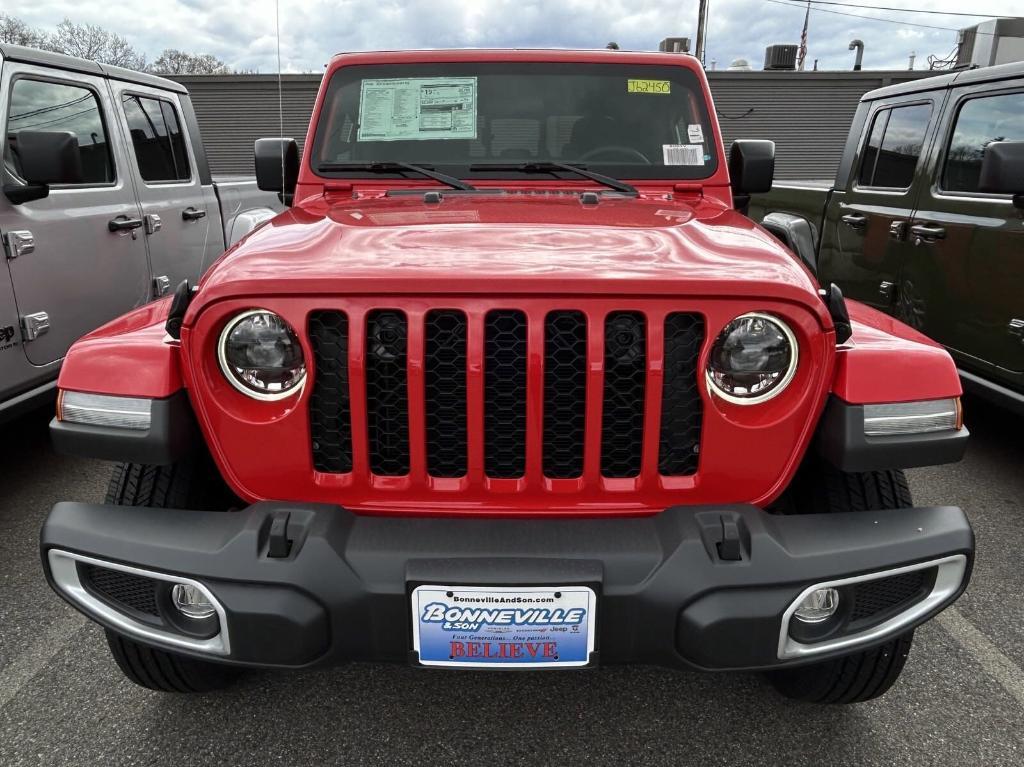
[695,0,710,66]
[797,0,810,71]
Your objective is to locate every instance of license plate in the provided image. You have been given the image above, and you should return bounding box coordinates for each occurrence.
[411,585,597,668]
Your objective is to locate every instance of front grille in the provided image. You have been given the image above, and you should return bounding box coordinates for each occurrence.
[484,310,528,479]
[851,569,932,623]
[309,311,352,473]
[81,564,160,617]
[658,313,705,475]
[601,312,647,478]
[365,310,410,475]
[425,310,468,478]
[543,311,587,479]
[307,305,704,484]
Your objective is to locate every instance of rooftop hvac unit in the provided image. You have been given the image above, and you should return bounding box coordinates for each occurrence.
[660,37,691,53]
[764,44,798,70]
[955,18,1024,68]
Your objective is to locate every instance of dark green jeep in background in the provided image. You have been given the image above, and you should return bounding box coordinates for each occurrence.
[750,61,1024,414]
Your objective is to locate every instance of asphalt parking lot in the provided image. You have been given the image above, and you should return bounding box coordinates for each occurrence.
[1,396,1022,767]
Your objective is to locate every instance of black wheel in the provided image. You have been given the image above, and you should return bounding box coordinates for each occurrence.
[106,630,240,693]
[767,458,915,703]
[104,452,242,692]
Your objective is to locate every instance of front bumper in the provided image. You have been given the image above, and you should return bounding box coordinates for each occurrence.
[41,502,973,672]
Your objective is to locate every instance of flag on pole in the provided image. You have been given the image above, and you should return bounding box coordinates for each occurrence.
[797,0,810,71]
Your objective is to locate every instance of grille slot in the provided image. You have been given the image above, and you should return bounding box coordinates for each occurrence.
[601,312,646,478]
[81,564,160,617]
[425,310,468,477]
[658,313,704,476]
[543,311,587,479]
[851,569,931,623]
[366,310,410,476]
[484,310,528,478]
[309,311,353,473]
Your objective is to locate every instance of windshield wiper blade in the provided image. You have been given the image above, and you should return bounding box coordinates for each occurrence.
[316,161,477,191]
[469,161,638,197]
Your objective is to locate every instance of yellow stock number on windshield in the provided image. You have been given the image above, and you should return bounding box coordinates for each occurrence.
[627,79,671,94]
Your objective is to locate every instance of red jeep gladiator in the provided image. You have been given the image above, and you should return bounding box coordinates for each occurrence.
[43,49,974,704]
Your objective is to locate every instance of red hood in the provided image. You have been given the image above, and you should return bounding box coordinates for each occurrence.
[194,193,827,322]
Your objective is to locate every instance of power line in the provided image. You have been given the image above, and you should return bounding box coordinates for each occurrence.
[801,1,1006,19]
[765,0,960,32]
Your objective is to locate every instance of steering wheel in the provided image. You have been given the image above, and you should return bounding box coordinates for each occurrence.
[578,145,652,164]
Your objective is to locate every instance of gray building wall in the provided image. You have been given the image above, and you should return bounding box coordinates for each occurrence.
[172,69,934,181]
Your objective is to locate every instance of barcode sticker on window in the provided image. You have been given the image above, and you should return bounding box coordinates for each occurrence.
[663,144,705,166]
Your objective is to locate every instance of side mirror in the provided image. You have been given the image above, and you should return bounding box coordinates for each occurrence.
[4,130,83,205]
[979,141,1024,207]
[255,138,299,203]
[729,139,775,197]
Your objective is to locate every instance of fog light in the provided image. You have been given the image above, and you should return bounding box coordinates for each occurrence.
[171,583,216,620]
[793,587,840,624]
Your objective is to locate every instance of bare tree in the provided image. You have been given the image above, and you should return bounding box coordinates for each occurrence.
[45,18,146,70]
[149,49,229,75]
[0,13,47,47]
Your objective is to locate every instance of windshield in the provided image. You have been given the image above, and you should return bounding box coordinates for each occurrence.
[311,61,717,182]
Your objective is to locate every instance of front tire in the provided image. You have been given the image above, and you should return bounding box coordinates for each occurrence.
[103,453,242,692]
[106,631,240,693]
[767,632,914,704]
[767,460,916,703]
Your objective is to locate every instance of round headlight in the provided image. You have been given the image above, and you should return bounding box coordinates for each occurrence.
[706,312,797,404]
[218,310,305,399]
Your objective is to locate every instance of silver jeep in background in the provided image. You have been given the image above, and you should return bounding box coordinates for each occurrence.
[0,44,282,422]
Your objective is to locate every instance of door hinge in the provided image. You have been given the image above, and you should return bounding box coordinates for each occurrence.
[153,275,171,298]
[3,230,35,259]
[888,220,908,241]
[20,312,50,341]
[879,281,896,303]
[1010,319,1024,345]
[144,213,162,235]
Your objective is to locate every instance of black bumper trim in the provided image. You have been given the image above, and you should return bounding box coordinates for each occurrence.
[40,501,973,671]
[817,395,969,472]
[50,390,199,466]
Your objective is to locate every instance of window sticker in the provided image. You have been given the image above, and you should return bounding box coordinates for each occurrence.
[687,124,704,143]
[357,77,478,142]
[663,144,705,166]
[627,79,671,95]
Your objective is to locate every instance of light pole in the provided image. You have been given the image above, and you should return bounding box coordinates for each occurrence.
[695,0,710,66]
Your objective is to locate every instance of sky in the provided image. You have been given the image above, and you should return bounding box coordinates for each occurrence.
[10,0,1022,73]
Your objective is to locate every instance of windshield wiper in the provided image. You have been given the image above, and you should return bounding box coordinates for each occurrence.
[316,161,477,191]
[469,161,638,197]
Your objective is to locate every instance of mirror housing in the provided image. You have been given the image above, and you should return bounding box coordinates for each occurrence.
[255,138,299,203]
[4,130,83,205]
[729,139,775,196]
[978,141,1024,207]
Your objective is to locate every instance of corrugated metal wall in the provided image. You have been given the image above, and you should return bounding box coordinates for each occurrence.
[172,69,933,180]
[172,74,320,177]
[709,71,928,180]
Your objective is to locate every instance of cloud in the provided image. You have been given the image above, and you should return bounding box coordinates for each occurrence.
[10,0,1020,73]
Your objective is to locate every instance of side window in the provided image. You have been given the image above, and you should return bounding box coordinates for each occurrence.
[942,92,1024,194]
[4,78,114,185]
[122,94,191,182]
[857,103,932,189]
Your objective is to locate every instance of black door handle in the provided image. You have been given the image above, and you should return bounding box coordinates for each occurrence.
[841,213,867,229]
[182,207,207,221]
[910,223,946,242]
[108,216,143,232]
